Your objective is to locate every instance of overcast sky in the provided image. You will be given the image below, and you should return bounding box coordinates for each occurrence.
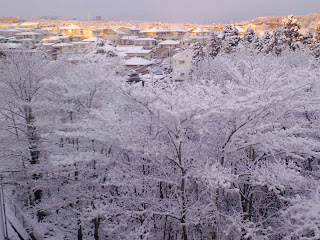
[1,0,319,23]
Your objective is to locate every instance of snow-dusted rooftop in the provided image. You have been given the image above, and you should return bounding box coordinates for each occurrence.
[192,28,211,33]
[15,32,40,36]
[110,29,126,35]
[134,37,156,41]
[60,24,81,30]
[120,36,139,40]
[83,37,98,42]
[20,22,39,26]
[127,27,140,31]
[52,43,74,47]
[0,43,23,49]
[116,46,144,52]
[125,57,153,66]
[170,28,186,32]
[159,40,180,45]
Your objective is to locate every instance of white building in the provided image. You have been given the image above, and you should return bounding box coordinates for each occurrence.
[172,49,193,81]
[159,40,180,49]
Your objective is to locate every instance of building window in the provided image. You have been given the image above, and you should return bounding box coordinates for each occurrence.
[180,73,185,76]
[179,60,185,64]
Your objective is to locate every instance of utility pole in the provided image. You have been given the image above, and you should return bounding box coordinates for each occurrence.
[0,175,8,239]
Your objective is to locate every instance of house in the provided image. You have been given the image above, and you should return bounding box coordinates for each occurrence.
[0,42,23,50]
[52,43,74,53]
[82,29,100,39]
[170,28,186,39]
[82,37,98,43]
[118,27,140,36]
[126,49,154,60]
[180,38,192,49]
[38,27,56,37]
[15,32,41,41]
[159,40,180,49]
[0,23,15,29]
[39,43,55,51]
[43,36,72,44]
[104,29,126,36]
[155,28,171,39]
[155,48,177,59]
[141,28,158,36]
[125,57,153,71]
[0,29,20,38]
[72,41,92,51]
[103,29,126,44]
[59,24,82,36]
[20,38,36,48]
[187,36,210,46]
[119,36,139,45]
[116,46,154,60]
[172,49,193,81]
[20,22,40,29]
[189,28,211,37]
[134,37,157,48]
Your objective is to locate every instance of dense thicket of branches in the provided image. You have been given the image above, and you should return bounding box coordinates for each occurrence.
[1,16,320,240]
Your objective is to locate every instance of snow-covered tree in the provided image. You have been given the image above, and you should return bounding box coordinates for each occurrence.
[192,42,205,65]
[221,24,241,54]
[243,28,255,45]
[283,15,301,50]
[208,31,222,58]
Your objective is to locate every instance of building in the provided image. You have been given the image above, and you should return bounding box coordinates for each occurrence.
[59,24,82,36]
[103,29,126,44]
[189,28,211,37]
[134,37,157,48]
[0,29,20,38]
[172,49,193,81]
[170,28,187,39]
[15,32,41,41]
[116,46,154,60]
[125,57,153,71]
[52,43,74,53]
[159,40,180,49]
[119,36,139,45]
[20,22,40,29]
[82,29,100,39]
[118,27,140,36]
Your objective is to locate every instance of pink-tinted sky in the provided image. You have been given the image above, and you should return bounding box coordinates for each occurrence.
[1,0,319,23]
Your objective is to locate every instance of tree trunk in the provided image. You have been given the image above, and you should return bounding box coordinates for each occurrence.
[93,216,100,240]
[178,142,188,240]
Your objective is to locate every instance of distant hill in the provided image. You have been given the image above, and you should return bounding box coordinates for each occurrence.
[238,13,320,32]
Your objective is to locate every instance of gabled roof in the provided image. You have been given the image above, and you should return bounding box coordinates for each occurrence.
[52,43,74,47]
[83,37,98,42]
[159,40,180,45]
[120,36,139,40]
[109,29,126,35]
[134,37,156,41]
[170,28,186,32]
[125,57,153,66]
[15,32,40,36]
[116,46,144,52]
[20,22,39,26]
[141,28,158,33]
[192,28,211,33]
[172,49,193,59]
[0,43,23,49]
[128,27,140,31]
[60,24,81,30]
